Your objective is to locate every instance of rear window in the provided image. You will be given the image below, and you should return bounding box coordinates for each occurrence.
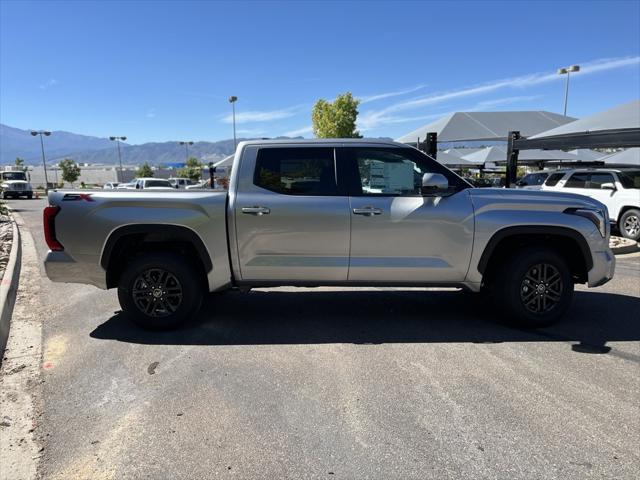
[254,147,337,195]
[544,173,565,187]
[146,180,171,188]
[564,173,589,188]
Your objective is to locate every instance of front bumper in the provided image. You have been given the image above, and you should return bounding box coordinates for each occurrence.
[587,248,615,288]
[44,250,107,289]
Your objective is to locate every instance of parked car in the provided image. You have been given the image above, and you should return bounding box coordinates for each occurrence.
[1,170,33,199]
[103,182,120,190]
[44,139,614,330]
[132,178,175,190]
[168,177,195,189]
[185,179,209,190]
[516,171,551,190]
[116,182,136,190]
[540,168,640,240]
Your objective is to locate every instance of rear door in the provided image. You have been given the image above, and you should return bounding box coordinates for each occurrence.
[341,147,474,283]
[233,146,351,282]
[561,172,618,218]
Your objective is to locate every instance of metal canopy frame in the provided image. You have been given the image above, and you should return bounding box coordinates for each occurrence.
[505,127,640,187]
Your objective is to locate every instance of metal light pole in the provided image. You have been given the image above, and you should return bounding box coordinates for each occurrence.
[109,136,127,182]
[229,96,238,150]
[178,141,194,163]
[30,130,51,192]
[557,65,580,116]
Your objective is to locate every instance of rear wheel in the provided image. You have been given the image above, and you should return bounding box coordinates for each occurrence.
[117,253,203,329]
[619,208,640,242]
[492,248,573,327]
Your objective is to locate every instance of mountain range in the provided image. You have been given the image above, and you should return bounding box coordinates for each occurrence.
[0,124,268,166]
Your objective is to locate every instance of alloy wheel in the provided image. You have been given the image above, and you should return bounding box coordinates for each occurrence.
[623,214,640,237]
[520,263,563,314]
[131,268,183,317]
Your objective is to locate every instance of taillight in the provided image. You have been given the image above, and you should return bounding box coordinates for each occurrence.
[43,206,64,251]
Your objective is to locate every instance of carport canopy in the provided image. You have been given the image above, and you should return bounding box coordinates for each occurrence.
[600,147,640,166]
[395,111,575,144]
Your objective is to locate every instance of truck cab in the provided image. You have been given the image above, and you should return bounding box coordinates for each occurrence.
[1,170,33,199]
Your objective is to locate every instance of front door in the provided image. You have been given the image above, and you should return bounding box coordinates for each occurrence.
[342,147,475,283]
[233,146,351,282]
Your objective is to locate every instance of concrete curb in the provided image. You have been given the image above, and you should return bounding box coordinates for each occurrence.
[611,242,640,255]
[0,213,21,359]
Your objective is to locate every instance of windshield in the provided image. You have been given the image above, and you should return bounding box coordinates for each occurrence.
[1,172,27,181]
[618,170,640,189]
[145,180,171,187]
[519,172,548,186]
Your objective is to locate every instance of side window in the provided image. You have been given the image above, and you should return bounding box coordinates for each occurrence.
[564,173,589,188]
[350,148,443,196]
[545,173,565,187]
[254,147,337,195]
[588,173,615,188]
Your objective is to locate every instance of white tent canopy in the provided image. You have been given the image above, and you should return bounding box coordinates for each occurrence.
[396,111,575,144]
[432,150,484,168]
[600,148,640,166]
[461,146,576,164]
[528,100,640,139]
[213,155,234,168]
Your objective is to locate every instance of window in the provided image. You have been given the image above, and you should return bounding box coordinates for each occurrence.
[545,173,565,187]
[145,180,171,188]
[519,173,548,186]
[588,173,615,188]
[618,170,640,189]
[347,148,463,196]
[564,173,589,188]
[254,147,337,195]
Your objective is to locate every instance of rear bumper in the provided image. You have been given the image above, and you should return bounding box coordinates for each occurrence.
[44,250,107,289]
[587,248,615,288]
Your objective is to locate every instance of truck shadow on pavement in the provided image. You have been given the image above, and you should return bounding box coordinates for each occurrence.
[90,289,640,354]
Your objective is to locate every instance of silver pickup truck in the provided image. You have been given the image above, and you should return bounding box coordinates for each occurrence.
[44,139,615,329]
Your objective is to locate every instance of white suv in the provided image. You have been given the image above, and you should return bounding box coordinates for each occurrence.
[541,168,640,240]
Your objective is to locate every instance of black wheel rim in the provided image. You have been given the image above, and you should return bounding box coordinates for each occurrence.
[131,268,183,317]
[624,214,639,237]
[520,263,563,314]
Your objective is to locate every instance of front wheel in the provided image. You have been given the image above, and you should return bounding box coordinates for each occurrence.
[492,248,573,327]
[117,253,203,329]
[619,209,640,242]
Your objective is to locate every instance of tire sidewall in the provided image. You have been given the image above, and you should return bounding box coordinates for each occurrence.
[118,253,202,329]
[498,248,573,327]
[620,209,640,241]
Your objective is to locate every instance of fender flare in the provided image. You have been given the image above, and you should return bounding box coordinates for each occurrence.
[477,225,593,274]
[100,224,213,272]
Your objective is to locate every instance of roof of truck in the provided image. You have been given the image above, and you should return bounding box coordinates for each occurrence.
[238,138,404,148]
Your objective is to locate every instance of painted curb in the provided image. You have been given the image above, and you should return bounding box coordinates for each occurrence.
[0,213,21,360]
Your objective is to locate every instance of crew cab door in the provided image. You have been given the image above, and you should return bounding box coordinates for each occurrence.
[340,147,474,282]
[232,146,350,282]
[561,172,621,219]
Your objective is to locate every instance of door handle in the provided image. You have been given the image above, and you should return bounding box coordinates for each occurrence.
[352,207,382,216]
[242,206,271,215]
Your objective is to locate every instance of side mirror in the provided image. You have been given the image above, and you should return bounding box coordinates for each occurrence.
[601,182,616,191]
[421,173,449,196]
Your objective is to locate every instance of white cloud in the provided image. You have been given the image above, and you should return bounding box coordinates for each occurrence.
[39,78,58,90]
[283,125,313,137]
[470,95,544,110]
[359,56,639,130]
[146,109,156,118]
[358,84,427,104]
[221,107,301,124]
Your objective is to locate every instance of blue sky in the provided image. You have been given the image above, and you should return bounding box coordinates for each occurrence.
[1,0,639,144]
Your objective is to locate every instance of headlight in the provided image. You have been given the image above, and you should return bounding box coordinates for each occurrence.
[565,208,607,238]
[0,183,8,189]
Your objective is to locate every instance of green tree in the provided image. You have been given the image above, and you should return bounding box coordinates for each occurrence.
[311,92,361,138]
[15,157,25,169]
[178,157,203,182]
[59,158,81,186]
[136,162,154,178]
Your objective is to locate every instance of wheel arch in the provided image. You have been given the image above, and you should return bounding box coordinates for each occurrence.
[101,224,213,289]
[478,226,593,284]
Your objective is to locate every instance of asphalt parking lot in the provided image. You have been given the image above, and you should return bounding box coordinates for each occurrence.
[2,198,639,479]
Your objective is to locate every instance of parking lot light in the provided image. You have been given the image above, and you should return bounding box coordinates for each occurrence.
[30,130,52,192]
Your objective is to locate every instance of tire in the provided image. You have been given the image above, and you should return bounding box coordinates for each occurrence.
[619,209,640,242]
[27,193,33,199]
[117,253,203,329]
[492,247,573,328]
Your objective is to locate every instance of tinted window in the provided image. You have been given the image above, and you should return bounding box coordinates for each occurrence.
[145,180,171,188]
[254,147,337,195]
[545,173,565,187]
[346,147,466,196]
[618,170,640,189]
[519,173,548,186]
[588,173,615,188]
[564,173,589,188]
